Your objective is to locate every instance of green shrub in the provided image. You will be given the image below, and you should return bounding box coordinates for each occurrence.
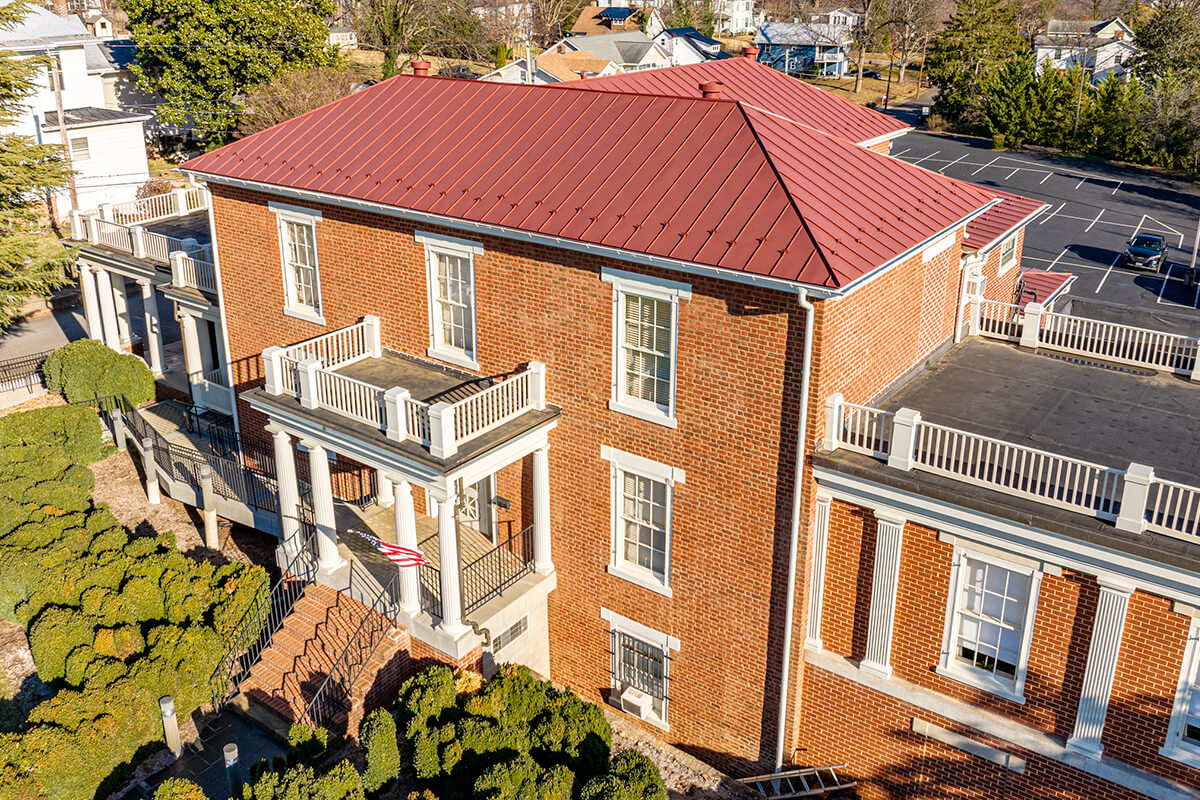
[287,722,329,765]
[43,339,155,406]
[28,607,97,683]
[360,708,399,794]
[396,666,457,737]
[580,750,666,800]
[154,778,210,800]
[473,754,572,800]
[0,406,102,466]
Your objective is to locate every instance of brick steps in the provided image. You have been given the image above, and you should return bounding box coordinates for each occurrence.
[237,582,401,737]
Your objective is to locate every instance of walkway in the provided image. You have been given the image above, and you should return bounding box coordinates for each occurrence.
[142,711,287,800]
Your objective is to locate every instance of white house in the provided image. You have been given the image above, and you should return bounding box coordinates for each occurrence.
[327,26,357,51]
[653,26,729,65]
[813,6,860,27]
[1034,17,1138,84]
[713,0,760,35]
[0,6,150,216]
[481,49,620,83]
[553,31,670,71]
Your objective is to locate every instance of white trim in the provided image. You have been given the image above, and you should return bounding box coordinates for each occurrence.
[601,608,678,730]
[600,446,686,484]
[415,229,484,255]
[273,208,325,324]
[922,231,958,264]
[997,233,1019,277]
[911,718,1027,773]
[859,127,914,149]
[268,200,322,220]
[601,266,692,300]
[604,270,686,427]
[601,607,681,651]
[423,239,479,370]
[805,494,832,651]
[937,545,1042,704]
[601,445,681,595]
[1161,617,1200,769]
[964,206,1049,255]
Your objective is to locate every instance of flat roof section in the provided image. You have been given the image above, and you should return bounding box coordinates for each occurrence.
[876,338,1200,484]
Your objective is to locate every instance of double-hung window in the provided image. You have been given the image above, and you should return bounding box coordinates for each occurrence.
[998,234,1018,276]
[938,548,1041,702]
[418,231,481,370]
[70,136,89,162]
[602,267,690,427]
[601,446,684,596]
[602,608,679,729]
[272,203,324,324]
[1162,617,1200,768]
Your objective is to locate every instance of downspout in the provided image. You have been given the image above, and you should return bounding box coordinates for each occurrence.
[775,287,815,771]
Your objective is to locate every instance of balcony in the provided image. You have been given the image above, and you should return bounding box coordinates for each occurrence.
[259,318,556,467]
[69,186,212,268]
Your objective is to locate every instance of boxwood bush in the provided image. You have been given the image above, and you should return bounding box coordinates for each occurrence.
[43,338,155,406]
[0,406,269,800]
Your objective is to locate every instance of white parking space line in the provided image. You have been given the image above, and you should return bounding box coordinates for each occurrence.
[1157,265,1179,304]
[1075,177,1088,189]
[971,156,999,176]
[1040,172,1054,184]
[1046,247,1072,271]
[1039,202,1065,225]
[911,150,941,167]
[1005,168,1019,179]
[1085,209,1105,232]
[1023,256,1133,272]
[939,154,967,173]
[1095,251,1124,292]
[1111,181,1122,195]
[894,147,911,157]
[1145,215,1185,248]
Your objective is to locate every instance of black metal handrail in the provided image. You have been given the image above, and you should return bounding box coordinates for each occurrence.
[419,562,442,619]
[0,347,54,394]
[302,562,399,732]
[461,524,534,616]
[209,516,319,709]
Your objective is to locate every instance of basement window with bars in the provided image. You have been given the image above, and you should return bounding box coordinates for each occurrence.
[419,231,482,370]
[1162,617,1200,768]
[273,204,324,324]
[602,608,679,730]
[602,267,691,428]
[937,548,1041,703]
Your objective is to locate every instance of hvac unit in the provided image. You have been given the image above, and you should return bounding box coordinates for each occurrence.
[966,273,988,298]
[619,686,653,720]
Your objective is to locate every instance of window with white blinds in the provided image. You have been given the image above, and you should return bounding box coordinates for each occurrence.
[273,208,323,323]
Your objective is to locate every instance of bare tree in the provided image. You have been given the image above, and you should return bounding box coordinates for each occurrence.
[241,66,364,134]
[850,0,893,93]
[532,0,585,45]
[888,0,937,82]
[358,0,435,77]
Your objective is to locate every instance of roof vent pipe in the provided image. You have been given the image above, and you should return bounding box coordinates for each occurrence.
[743,45,760,58]
[411,60,431,77]
[699,81,724,99]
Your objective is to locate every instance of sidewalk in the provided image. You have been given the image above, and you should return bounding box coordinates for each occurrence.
[881,86,936,127]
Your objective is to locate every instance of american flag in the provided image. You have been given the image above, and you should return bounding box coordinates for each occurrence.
[349,529,431,567]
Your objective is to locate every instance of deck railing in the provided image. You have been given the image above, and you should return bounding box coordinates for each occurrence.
[263,319,547,458]
[824,393,1199,541]
[171,251,218,293]
[73,185,210,233]
[93,218,135,252]
[977,300,1022,341]
[462,524,535,616]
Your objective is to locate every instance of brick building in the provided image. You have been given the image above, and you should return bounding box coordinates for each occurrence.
[151,53,1200,799]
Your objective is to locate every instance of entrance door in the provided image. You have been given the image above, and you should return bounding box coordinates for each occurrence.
[457,474,496,544]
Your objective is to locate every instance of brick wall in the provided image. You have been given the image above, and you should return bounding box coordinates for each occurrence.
[976,227,1025,305]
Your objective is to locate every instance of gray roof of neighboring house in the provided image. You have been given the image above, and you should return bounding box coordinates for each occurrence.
[1044,17,1131,37]
[0,5,92,49]
[755,22,851,46]
[84,38,135,73]
[41,107,150,130]
[1033,34,1135,49]
[566,31,659,64]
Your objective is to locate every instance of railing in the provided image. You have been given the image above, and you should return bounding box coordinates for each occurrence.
[111,192,176,225]
[210,519,319,709]
[303,564,399,733]
[0,348,53,394]
[284,319,376,369]
[172,253,218,293]
[453,369,532,444]
[79,185,210,230]
[315,369,384,427]
[977,300,1022,341]
[93,218,135,252]
[183,185,208,213]
[837,401,893,458]
[419,563,442,619]
[143,230,185,263]
[911,419,1124,519]
[462,524,534,616]
[1145,478,1200,540]
[406,396,431,444]
[1039,310,1198,374]
[203,366,229,387]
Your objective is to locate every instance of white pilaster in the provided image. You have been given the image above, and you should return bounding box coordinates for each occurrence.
[391,477,421,616]
[268,425,301,549]
[805,493,832,651]
[178,312,204,388]
[532,445,553,573]
[94,267,122,352]
[1066,577,1134,759]
[304,440,345,572]
[862,510,905,679]
[139,280,164,377]
[78,263,103,343]
[112,274,132,348]
[436,493,468,636]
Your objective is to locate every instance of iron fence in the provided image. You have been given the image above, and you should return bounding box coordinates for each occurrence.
[462,524,534,616]
[419,563,442,619]
[0,348,53,394]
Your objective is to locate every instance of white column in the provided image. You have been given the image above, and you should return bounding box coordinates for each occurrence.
[303,440,345,572]
[805,494,832,651]
[112,274,132,348]
[139,280,164,377]
[178,312,204,389]
[862,510,905,679]
[532,445,553,573]
[1115,463,1155,534]
[436,493,468,636]
[377,471,394,508]
[392,477,421,615]
[268,425,301,549]
[94,267,122,352]
[1019,302,1044,350]
[78,263,103,343]
[1066,577,1135,759]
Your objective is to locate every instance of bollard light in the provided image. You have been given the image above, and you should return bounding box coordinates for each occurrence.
[224,742,242,796]
[159,695,182,757]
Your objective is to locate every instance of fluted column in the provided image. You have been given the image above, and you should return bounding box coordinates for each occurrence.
[139,280,164,377]
[391,477,421,615]
[78,263,103,343]
[303,439,344,572]
[178,312,204,389]
[112,274,132,348]
[268,425,301,550]
[862,510,905,679]
[532,445,553,573]
[436,492,468,636]
[1066,577,1134,759]
[805,493,832,651]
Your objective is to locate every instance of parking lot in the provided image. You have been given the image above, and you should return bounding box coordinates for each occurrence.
[893,132,1200,328]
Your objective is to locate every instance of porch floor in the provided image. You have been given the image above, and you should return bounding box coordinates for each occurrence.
[334,502,504,574]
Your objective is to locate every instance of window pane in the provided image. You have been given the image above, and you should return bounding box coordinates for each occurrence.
[954,557,1029,687]
[283,220,319,312]
[434,252,473,355]
[614,631,666,701]
[620,294,672,411]
[618,471,668,582]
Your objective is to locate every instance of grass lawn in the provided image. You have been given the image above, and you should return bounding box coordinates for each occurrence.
[804,73,922,107]
[346,49,492,82]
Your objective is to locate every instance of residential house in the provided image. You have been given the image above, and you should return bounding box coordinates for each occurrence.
[481,49,619,83]
[554,30,670,71]
[80,11,113,38]
[1034,17,1138,84]
[652,26,730,65]
[327,26,358,51]
[813,5,859,27]
[0,5,150,216]
[571,5,665,37]
[755,21,853,77]
[471,0,533,42]
[713,0,760,34]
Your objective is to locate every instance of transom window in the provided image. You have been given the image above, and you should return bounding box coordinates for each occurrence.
[1163,618,1200,767]
[602,608,679,730]
[939,549,1040,702]
[602,446,683,596]
[272,204,324,324]
[999,234,1018,276]
[419,231,482,370]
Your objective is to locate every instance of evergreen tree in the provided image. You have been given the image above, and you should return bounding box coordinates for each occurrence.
[1129,7,1200,83]
[0,0,72,331]
[1140,69,1200,173]
[1089,72,1145,162]
[125,0,338,144]
[1028,60,1072,149]
[984,52,1038,146]
[925,0,1023,121]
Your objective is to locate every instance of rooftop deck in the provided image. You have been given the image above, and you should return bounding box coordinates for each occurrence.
[71,187,215,279]
[337,351,495,407]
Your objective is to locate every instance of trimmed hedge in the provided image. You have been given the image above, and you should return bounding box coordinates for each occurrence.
[360,708,399,794]
[154,779,210,800]
[580,750,667,800]
[0,406,270,800]
[43,338,155,406]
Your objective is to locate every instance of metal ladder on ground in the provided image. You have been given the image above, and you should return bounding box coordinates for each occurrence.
[740,764,856,799]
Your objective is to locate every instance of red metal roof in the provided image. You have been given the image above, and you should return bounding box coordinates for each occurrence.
[553,57,911,145]
[1019,270,1074,304]
[183,76,995,289]
[963,187,1047,252]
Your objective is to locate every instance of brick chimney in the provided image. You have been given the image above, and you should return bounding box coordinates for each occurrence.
[51,0,69,17]
[411,60,431,77]
[557,43,567,54]
[699,81,724,99]
[743,45,759,58]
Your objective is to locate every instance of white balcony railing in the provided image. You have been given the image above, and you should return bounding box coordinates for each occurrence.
[262,317,548,459]
[170,251,218,293]
[72,185,210,234]
[824,393,1200,542]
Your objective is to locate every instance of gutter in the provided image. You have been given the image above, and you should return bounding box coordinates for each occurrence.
[774,286,815,771]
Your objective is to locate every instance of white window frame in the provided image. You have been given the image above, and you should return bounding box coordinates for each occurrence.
[418,230,482,371]
[602,267,690,428]
[69,136,89,162]
[271,202,325,325]
[601,446,684,596]
[936,546,1042,704]
[998,234,1018,277]
[1162,616,1200,769]
[601,608,680,730]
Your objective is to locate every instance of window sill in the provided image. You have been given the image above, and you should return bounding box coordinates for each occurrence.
[934,664,1026,705]
[1159,742,1200,770]
[427,347,479,372]
[283,306,326,326]
[608,399,677,429]
[607,696,669,731]
[607,563,672,597]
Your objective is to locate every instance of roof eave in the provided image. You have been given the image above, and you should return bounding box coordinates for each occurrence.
[858,126,913,148]
[963,202,1051,254]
